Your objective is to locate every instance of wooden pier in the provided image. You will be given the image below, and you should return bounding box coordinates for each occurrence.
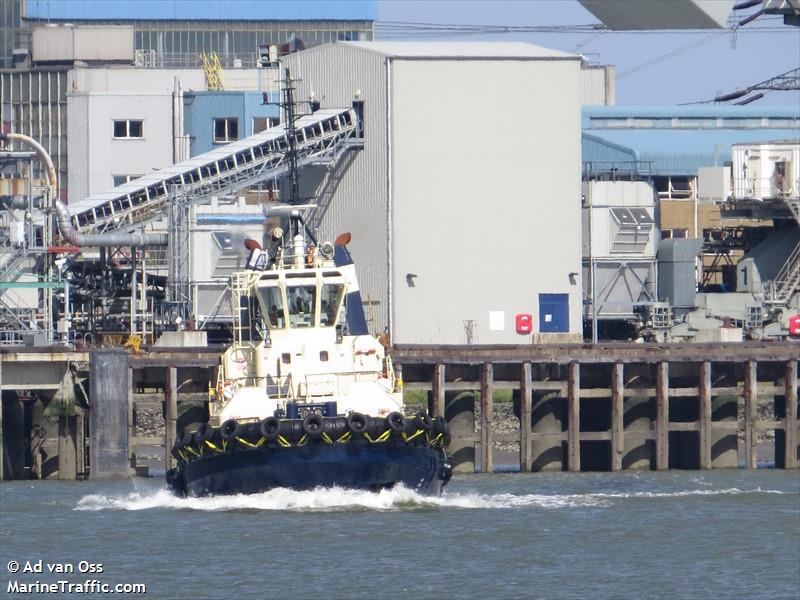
[1,341,797,479]
[390,342,799,473]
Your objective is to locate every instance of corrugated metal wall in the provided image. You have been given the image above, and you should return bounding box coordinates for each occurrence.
[389,58,584,344]
[283,44,390,335]
[1,69,69,200]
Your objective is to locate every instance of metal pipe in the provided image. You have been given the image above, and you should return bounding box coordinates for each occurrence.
[0,132,58,199]
[2,131,167,247]
[54,198,168,246]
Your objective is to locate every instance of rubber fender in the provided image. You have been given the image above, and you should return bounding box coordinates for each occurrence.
[385,412,406,434]
[171,432,185,460]
[203,424,221,444]
[324,416,348,440]
[193,423,210,447]
[180,428,195,448]
[302,413,324,439]
[260,417,280,441]
[239,422,262,444]
[434,416,451,446]
[278,418,303,443]
[414,411,434,431]
[220,419,239,441]
[347,412,368,435]
[366,415,384,438]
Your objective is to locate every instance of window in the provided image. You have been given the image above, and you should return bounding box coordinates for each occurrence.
[256,285,286,330]
[112,174,142,187]
[213,117,238,143]
[253,116,279,134]
[320,283,344,326]
[286,284,316,328]
[113,120,143,139]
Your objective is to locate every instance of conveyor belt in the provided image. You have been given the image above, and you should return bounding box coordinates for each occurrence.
[68,108,359,234]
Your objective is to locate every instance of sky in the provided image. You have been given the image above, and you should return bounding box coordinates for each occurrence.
[376,0,800,107]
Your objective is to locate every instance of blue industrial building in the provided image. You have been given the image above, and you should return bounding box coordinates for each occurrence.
[183,91,280,156]
[4,1,376,68]
[22,1,377,21]
[582,105,800,176]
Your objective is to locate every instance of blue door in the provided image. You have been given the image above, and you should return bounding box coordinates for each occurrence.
[538,293,569,333]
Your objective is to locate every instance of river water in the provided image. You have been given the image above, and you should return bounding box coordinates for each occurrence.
[1,470,798,599]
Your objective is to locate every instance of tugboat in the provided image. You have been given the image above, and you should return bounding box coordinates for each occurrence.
[167,69,450,497]
[166,209,452,497]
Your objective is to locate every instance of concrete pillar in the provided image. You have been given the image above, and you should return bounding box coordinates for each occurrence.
[446,391,475,473]
[165,367,178,471]
[611,363,624,471]
[655,362,669,470]
[568,362,580,472]
[480,362,493,473]
[0,361,3,481]
[89,349,130,479]
[623,392,652,470]
[711,392,738,468]
[431,363,445,418]
[76,411,86,478]
[744,360,758,470]
[699,361,712,470]
[57,415,77,480]
[519,363,532,472]
[785,360,798,469]
[531,364,565,472]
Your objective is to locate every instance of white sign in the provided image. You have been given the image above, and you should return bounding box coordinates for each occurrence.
[489,311,505,331]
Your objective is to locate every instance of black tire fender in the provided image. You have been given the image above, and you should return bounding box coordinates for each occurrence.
[302,413,324,439]
[260,417,280,441]
[220,419,239,441]
[347,412,368,435]
[414,411,434,431]
[385,411,406,433]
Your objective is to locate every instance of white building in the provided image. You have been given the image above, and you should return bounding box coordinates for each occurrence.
[285,41,584,344]
[66,67,277,202]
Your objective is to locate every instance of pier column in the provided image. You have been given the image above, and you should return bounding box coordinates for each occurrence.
[699,361,712,470]
[0,362,3,481]
[611,363,624,471]
[76,411,86,478]
[568,362,580,472]
[784,360,797,469]
[165,367,178,471]
[656,362,669,470]
[480,363,494,473]
[744,360,758,470]
[519,362,532,472]
[431,363,445,418]
[446,391,475,473]
[57,415,77,480]
[89,349,130,479]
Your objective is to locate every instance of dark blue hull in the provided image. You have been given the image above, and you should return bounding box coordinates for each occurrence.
[168,442,451,497]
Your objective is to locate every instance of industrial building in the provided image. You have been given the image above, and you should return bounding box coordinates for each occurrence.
[582,105,800,340]
[283,41,585,344]
[0,0,377,344]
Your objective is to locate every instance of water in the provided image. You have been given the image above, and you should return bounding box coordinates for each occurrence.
[1,471,798,599]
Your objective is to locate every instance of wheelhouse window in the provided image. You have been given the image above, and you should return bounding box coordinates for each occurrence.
[320,283,344,326]
[287,284,316,328]
[113,119,143,139]
[256,285,286,329]
[213,117,238,143]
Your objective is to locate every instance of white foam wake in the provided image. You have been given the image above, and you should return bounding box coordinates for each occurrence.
[74,485,785,513]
